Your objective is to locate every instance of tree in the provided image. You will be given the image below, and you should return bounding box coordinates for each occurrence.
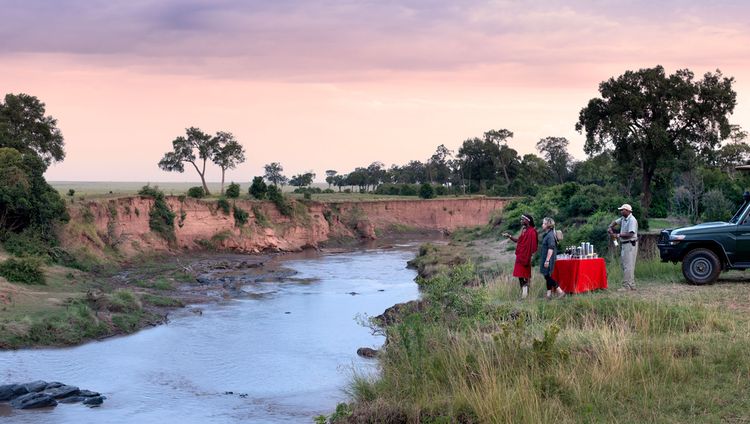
[427,144,453,185]
[366,162,386,189]
[263,162,288,187]
[0,147,67,236]
[0,93,65,168]
[536,136,572,183]
[457,137,500,192]
[483,129,516,185]
[249,176,268,199]
[158,127,217,196]
[290,172,315,188]
[576,66,738,216]
[513,154,552,194]
[713,127,750,177]
[211,131,245,195]
[325,170,338,188]
[333,174,347,192]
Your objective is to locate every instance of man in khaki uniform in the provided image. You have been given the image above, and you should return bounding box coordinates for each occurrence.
[608,204,638,290]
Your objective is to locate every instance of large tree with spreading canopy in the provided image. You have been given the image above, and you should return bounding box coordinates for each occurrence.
[576,66,738,216]
[158,127,217,196]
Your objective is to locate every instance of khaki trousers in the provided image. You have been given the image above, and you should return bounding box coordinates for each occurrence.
[621,242,637,289]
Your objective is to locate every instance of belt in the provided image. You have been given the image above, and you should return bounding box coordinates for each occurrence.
[625,240,637,246]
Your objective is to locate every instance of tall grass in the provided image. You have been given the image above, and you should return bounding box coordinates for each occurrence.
[341,260,750,423]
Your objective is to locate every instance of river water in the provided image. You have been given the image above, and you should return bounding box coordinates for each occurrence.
[0,246,420,423]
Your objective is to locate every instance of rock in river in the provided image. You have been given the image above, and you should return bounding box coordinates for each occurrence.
[0,380,105,410]
[357,347,379,358]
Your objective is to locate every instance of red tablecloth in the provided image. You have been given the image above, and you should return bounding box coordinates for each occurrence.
[551,258,608,294]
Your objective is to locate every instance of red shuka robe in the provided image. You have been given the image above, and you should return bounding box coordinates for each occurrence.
[512,226,538,279]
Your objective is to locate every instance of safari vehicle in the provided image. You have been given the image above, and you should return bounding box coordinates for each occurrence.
[658,192,750,284]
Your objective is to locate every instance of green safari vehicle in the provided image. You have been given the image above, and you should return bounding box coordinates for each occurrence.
[658,192,750,284]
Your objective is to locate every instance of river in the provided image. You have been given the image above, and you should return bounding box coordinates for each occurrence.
[0,246,420,423]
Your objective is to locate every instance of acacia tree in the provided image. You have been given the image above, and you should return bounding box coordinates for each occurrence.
[536,136,572,183]
[264,162,288,186]
[0,93,65,168]
[576,66,738,216]
[159,127,217,195]
[212,131,245,195]
[290,172,315,188]
[325,170,338,188]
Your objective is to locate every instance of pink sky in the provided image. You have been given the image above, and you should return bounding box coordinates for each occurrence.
[2,0,750,182]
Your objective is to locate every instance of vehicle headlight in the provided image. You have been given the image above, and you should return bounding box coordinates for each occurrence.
[669,234,686,245]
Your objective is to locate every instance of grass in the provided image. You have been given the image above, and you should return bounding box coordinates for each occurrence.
[0,252,190,348]
[337,247,750,423]
[51,181,490,201]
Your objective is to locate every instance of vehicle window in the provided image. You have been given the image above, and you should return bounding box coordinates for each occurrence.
[730,202,750,224]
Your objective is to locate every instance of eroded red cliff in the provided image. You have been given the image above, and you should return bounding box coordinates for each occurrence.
[61,197,510,257]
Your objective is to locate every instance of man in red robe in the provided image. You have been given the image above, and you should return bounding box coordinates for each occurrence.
[503,214,538,299]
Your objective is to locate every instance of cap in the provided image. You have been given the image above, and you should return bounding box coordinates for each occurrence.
[618,204,633,212]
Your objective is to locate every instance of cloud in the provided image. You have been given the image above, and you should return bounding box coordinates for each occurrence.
[2,0,749,81]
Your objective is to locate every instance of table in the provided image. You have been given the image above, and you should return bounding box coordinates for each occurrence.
[551,258,608,294]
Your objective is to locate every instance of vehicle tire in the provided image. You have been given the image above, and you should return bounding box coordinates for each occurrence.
[682,248,721,285]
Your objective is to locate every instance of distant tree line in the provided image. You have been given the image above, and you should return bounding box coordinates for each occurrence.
[156,66,748,223]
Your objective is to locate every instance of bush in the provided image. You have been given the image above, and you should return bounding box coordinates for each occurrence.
[1,229,53,259]
[0,147,69,245]
[419,183,436,199]
[0,257,45,284]
[233,205,249,227]
[249,176,268,200]
[138,185,176,242]
[225,182,240,198]
[67,189,75,197]
[217,197,231,215]
[268,185,293,216]
[435,185,448,196]
[399,184,418,196]
[187,186,205,198]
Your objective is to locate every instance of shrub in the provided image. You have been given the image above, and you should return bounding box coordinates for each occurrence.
[67,189,75,197]
[419,183,436,199]
[252,206,271,227]
[249,176,268,199]
[268,185,293,216]
[217,197,231,215]
[1,229,52,259]
[399,184,418,196]
[0,257,45,284]
[233,205,249,227]
[225,182,240,199]
[187,186,205,198]
[138,185,176,242]
[435,185,448,196]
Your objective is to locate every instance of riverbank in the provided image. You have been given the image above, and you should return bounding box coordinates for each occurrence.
[3,195,494,349]
[0,229,446,349]
[325,227,750,423]
[1,247,422,423]
[0,251,263,349]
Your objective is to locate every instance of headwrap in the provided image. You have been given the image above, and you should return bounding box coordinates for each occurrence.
[521,213,535,227]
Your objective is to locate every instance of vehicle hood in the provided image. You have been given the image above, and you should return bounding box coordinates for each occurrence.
[671,221,735,235]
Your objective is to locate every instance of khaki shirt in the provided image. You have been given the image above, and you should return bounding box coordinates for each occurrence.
[616,215,638,240]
